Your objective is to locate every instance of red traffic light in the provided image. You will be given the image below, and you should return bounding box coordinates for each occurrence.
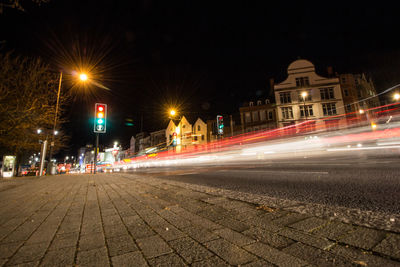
[98,106,104,112]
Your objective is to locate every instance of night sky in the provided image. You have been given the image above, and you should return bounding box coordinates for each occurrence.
[1,1,400,157]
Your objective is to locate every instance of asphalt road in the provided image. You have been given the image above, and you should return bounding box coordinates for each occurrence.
[127,150,400,215]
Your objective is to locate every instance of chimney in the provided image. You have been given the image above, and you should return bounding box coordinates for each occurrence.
[327,66,333,77]
[269,78,274,90]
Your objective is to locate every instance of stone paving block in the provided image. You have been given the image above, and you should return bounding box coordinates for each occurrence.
[330,244,400,267]
[48,232,79,251]
[271,212,310,227]
[148,253,186,267]
[120,215,141,226]
[141,215,169,229]
[39,246,75,267]
[156,210,191,229]
[214,228,255,247]
[6,242,48,265]
[289,217,329,232]
[282,242,352,267]
[1,223,38,243]
[106,235,138,257]
[101,208,118,217]
[102,215,122,226]
[153,225,186,241]
[0,242,21,259]
[78,233,106,251]
[242,227,294,249]
[245,215,284,233]
[180,225,219,244]
[168,237,213,264]
[205,238,257,265]
[80,222,102,235]
[311,221,355,240]
[244,242,308,267]
[126,222,155,240]
[196,209,227,221]
[56,222,81,235]
[190,255,229,267]
[111,251,148,267]
[278,228,334,250]
[136,235,172,259]
[103,223,128,239]
[215,217,250,232]
[339,226,386,250]
[242,260,275,267]
[77,247,110,267]
[373,233,400,260]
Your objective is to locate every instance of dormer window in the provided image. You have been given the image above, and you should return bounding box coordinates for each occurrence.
[295,77,310,87]
[249,101,254,106]
[257,100,262,106]
[265,99,270,104]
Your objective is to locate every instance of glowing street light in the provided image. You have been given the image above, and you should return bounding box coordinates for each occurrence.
[359,109,365,114]
[169,109,176,116]
[394,93,400,101]
[301,91,308,120]
[37,129,42,134]
[79,73,88,81]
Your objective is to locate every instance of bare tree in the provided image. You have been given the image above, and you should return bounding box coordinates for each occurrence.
[0,0,50,14]
[0,52,69,164]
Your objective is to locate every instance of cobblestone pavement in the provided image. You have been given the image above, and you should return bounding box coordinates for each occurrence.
[0,173,399,267]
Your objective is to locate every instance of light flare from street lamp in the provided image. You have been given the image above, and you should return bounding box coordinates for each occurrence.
[170,109,176,116]
[359,109,365,114]
[394,93,400,101]
[37,129,42,134]
[301,91,308,99]
[79,73,88,81]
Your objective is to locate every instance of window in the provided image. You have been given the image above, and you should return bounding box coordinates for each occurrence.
[194,136,198,141]
[197,125,201,131]
[300,105,314,117]
[265,99,270,104]
[320,87,334,100]
[257,100,262,106]
[344,89,349,97]
[281,107,293,119]
[183,125,186,128]
[268,111,273,120]
[252,111,259,121]
[279,92,291,104]
[346,104,352,112]
[295,77,310,87]
[249,102,254,106]
[259,110,266,121]
[201,135,204,141]
[245,112,251,123]
[298,90,312,101]
[341,77,346,83]
[322,103,337,116]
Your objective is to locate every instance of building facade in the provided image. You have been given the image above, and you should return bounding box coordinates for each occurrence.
[339,73,379,113]
[192,118,207,145]
[274,59,346,131]
[239,99,278,133]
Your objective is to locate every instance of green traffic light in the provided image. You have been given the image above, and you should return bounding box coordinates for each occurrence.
[97,119,104,124]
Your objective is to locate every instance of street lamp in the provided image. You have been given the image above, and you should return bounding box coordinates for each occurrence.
[394,93,400,101]
[301,91,308,120]
[47,71,90,174]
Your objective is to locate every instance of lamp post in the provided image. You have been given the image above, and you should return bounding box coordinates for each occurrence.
[301,91,308,121]
[47,71,89,175]
[168,109,183,150]
[394,93,400,101]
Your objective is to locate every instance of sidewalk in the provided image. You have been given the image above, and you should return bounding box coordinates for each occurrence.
[0,173,399,266]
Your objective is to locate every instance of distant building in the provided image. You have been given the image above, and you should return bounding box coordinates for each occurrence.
[150,129,166,147]
[274,59,346,131]
[192,118,207,145]
[339,73,379,113]
[239,99,278,133]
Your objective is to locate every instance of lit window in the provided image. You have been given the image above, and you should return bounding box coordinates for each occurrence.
[322,103,337,116]
[279,92,292,104]
[300,105,314,117]
[320,87,335,100]
[295,77,310,87]
[281,107,293,119]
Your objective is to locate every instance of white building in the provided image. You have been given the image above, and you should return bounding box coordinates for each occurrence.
[274,59,346,131]
[192,118,207,145]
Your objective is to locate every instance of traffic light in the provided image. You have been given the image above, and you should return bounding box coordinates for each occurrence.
[94,103,107,133]
[216,115,224,135]
[172,132,177,146]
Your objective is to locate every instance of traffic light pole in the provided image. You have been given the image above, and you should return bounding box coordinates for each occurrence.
[94,133,99,174]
